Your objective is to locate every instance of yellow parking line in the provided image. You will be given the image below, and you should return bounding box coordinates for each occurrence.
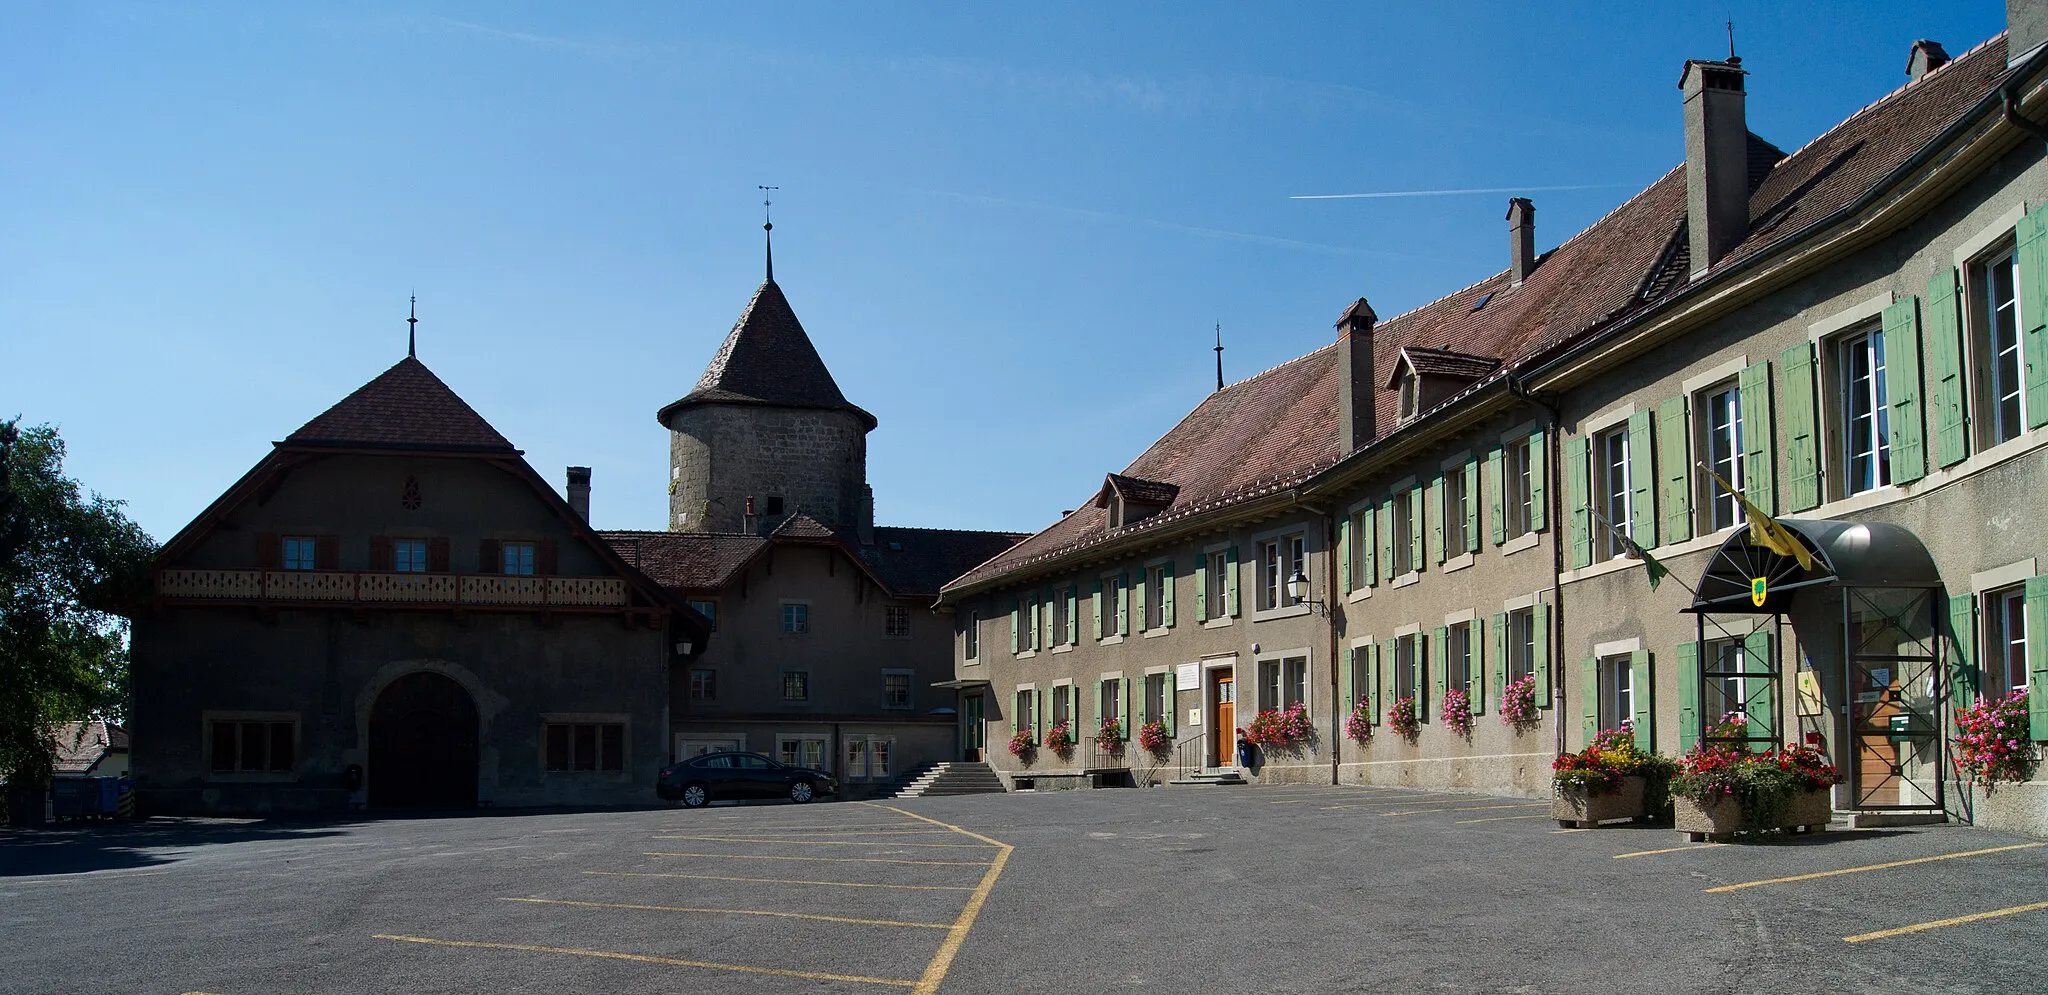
[645,851,994,867]
[652,835,996,848]
[585,871,976,891]
[1615,844,1729,859]
[1381,804,1539,817]
[860,803,1015,995]
[373,934,916,987]
[498,896,949,929]
[1705,842,2046,893]
[690,825,954,834]
[1844,901,2048,943]
[1455,814,1556,824]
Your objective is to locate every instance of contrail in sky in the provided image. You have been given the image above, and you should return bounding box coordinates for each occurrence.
[1291,183,1627,200]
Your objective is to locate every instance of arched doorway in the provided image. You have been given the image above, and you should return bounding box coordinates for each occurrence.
[368,671,479,809]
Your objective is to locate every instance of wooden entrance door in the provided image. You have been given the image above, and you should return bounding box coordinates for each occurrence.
[1212,672,1235,767]
[963,695,986,761]
[368,671,479,809]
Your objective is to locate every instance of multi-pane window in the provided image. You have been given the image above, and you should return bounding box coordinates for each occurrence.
[782,603,809,634]
[1048,589,1070,645]
[1014,690,1036,735]
[1596,425,1632,560]
[282,536,317,572]
[1447,624,1474,698]
[1258,540,1282,611]
[393,539,428,573]
[1597,655,1633,731]
[502,541,537,575]
[544,722,624,772]
[844,739,869,779]
[1985,585,2030,696]
[1503,438,1534,540]
[885,606,911,638]
[1978,247,2027,445]
[1346,509,1369,590]
[1837,326,1891,496]
[781,670,810,701]
[209,720,295,773]
[883,672,912,710]
[689,668,716,701]
[1099,679,1123,727]
[1051,685,1072,726]
[870,739,893,778]
[1021,598,1040,651]
[1392,491,1416,576]
[1443,466,1470,555]
[963,610,980,659]
[1284,657,1308,708]
[1283,535,1306,606]
[1258,660,1282,711]
[1394,635,1419,701]
[1145,566,1166,630]
[688,600,718,631]
[778,736,827,771]
[1506,607,1537,685]
[1204,550,1228,617]
[1145,673,1170,725]
[1700,382,1744,531]
[1702,640,1749,724]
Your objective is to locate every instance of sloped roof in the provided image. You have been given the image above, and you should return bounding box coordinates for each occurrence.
[944,34,2018,596]
[51,721,127,776]
[863,527,1028,598]
[284,357,517,453]
[605,531,769,591]
[771,511,840,541]
[1391,346,1502,386]
[603,523,1023,600]
[657,280,878,430]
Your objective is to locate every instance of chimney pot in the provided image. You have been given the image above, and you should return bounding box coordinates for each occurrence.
[1335,298,1378,455]
[1680,57,1751,275]
[566,466,592,522]
[1907,40,1950,81]
[1506,197,1537,286]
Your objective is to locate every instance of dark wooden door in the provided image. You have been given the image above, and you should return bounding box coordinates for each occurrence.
[368,671,479,809]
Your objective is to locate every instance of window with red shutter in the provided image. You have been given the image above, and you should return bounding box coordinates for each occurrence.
[369,536,394,572]
[256,533,280,569]
[536,540,558,576]
[478,538,501,574]
[314,535,340,571]
[427,537,450,573]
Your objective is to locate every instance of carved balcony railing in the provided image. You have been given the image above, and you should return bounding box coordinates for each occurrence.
[158,569,627,608]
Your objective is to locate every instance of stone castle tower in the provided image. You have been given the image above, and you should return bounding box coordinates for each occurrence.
[659,256,877,538]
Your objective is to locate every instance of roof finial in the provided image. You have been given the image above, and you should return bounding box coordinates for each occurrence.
[1214,323,1225,392]
[758,185,779,282]
[1726,17,1738,64]
[407,293,418,359]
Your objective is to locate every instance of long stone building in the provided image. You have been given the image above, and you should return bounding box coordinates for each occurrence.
[939,9,2048,837]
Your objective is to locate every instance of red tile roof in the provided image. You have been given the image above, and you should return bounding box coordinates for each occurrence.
[1099,473,1181,507]
[1392,346,1502,386]
[285,357,517,453]
[604,522,1024,600]
[51,721,127,776]
[864,527,1028,598]
[604,531,768,591]
[944,34,2018,595]
[657,280,878,430]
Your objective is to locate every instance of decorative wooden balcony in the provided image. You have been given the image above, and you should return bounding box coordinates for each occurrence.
[157,569,628,608]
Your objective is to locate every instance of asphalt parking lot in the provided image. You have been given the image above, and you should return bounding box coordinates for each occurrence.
[3,785,2045,994]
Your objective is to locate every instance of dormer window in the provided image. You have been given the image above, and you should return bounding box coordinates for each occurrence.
[1397,371,1420,423]
[1387,346,1502,425]
[1095,473,1179,533]
[1105,493,1125,531]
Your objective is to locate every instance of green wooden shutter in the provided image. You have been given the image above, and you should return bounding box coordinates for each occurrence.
[1627,408,1656,548]
[1117,573,1130,635]
[1379,499,1396,577]
[1066,586,1080,645]
[1009,597,1021,654]
[1123,679,1134,740]
[1677,641,1701,751]
[1163,675,1176,737]
[1949,594,1978,711]
[1738,360,1775,512]
[1528,428,1549,532]
[1533,602,1552,708]
[1090,681,1102,738]
[1630,650,1654,752]
[1337,512,1352,592]
[1744,630,1776,744]
[1091,579,1105,640]
[1161,560,1176,628]
[1468,618,1486,714]
[1580,656,1600,747]
[1370,643,1385,722]
[1925,268,1970,468]
[1224,549,1240,618]
[1360,507,1377,587]
[1487,447,1506,545]
[1041,589,1054,648]
[1565,435,1592,568]
[1783,342,1821,512]
[1408,486,1425,571]
[1883,296,1926,484]
[1131,571,1148,633]
[1491,612,1508,705]
[2027,577,2048,740]
[1340,649,1355,712]
[1193,555,1209,623]
[1428,474,1446,564]
[2019,204,2048,430]
[1460,461,1478,553]
[1658,394,1692,544]
[1430,626,1448,719]
[1036,688,1046,741]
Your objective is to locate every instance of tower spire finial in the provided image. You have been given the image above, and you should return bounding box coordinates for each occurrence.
[1726,17,1737,62]
[758,185,779,282]
[407,293,418,359]
[1214,323,1225,392]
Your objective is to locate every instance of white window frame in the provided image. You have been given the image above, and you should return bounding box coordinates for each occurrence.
[1505,606,1537,685]
[688,667,717,702]
[1441,458,1471,558]
[1203,547,1230,620]
[1970,242,2029,448]
[1597,654,1633,731]
[777,735,829,772]
[963,609,981,661]
[1829,323,1892,499]
[1696,377,1744,533]
[202,711,300,780]
[781,600,811,635]
[1391,485,1417,578]
[393,538,428,574]
[1594,423,1632,561]
[1502,434,1535,542]
[1984,584,2031,697]
[502,541,537,576]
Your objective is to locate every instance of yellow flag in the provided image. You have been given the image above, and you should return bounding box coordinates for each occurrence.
[1703,468,1814,572]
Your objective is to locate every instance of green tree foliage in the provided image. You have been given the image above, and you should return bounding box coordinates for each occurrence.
[0,420,156,785]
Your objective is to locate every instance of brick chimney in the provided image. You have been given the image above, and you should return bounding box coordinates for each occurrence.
[1907,40,1950,82]
[566,466,591,521]
[2013,0,2048,67]
[1681,57,1750,276]
[1507,197,1536,286]
[1336,298,1378,455]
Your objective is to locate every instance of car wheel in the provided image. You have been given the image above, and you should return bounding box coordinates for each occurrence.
[681,783,709,808]
[789,780,815,804]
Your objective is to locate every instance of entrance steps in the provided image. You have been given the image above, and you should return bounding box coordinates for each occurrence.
[1168,767,1247,786]
[1850,809,1948,828]
[891,762,1006,798]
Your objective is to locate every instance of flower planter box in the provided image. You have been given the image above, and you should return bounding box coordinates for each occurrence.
[1674,788,1832,842]
[1552,775,1646,828]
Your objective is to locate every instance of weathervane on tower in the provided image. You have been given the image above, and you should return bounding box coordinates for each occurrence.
[407,294,418,359]
[759,185,779,282]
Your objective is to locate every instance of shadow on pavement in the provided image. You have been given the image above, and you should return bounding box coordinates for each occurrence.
[0,816,364,877]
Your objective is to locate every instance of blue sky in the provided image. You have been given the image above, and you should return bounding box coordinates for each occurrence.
[0,1,2011,542]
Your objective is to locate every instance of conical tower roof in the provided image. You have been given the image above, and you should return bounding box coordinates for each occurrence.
[285,356,518,453]
[657,279,877,429]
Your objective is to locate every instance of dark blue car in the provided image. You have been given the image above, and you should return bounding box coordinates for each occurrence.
[656,751,838,808]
